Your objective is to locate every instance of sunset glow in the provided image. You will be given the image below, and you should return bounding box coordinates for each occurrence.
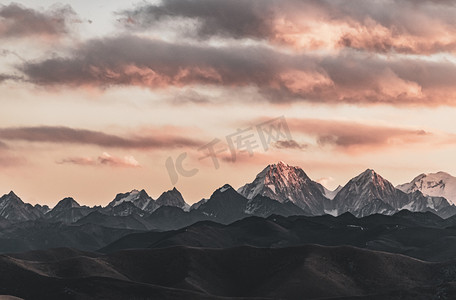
[1,0,456,207]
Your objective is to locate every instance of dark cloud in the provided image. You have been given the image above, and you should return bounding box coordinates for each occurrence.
[120,0,456,54]
[0,73,22,83]
[0,126,203,149]
[273,140,307,150]
[120,0,275,40]
[172,89,212,105]
[0,3,78,39]
[19,34,456,106]
[286,119,432,150]
[21,35,283,87]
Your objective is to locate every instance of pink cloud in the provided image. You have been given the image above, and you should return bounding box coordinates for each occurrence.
[0,126,203,150]
[98,152,140,168]
[0,3,78,39]
[57,152,141,168]
[20,35,456,106]
[121,0,456,54]
[286,118,435,153]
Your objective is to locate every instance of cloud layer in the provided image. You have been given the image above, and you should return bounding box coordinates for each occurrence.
[0,3,78,39]
[0,1,450,106]
[58,152,141,168]
[0,126,203,149]
[286,118,434,152]
[20,35,456,105]
[121,0,456,54]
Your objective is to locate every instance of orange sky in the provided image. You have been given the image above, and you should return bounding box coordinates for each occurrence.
[1,0,456,207]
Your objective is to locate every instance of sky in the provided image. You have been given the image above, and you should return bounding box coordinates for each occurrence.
[1,0,456,207]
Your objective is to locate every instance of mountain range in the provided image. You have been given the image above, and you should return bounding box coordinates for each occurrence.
[1,162,456,253]
[2,162,456,225]
[3,162,456,299]
[238,162,456,218]
[397,171,456,204]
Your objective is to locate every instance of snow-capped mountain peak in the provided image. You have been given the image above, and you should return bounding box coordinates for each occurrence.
[108,189,152,210]
[218,184,233,193]
[190,198,209,211]
[238,162,329,214]
[332,169,411,217]
[211,184,238,198]
[397,172,456,205]
[346,169,400,195]
[238,162,310,199]
[355,169,386,184]
[155,187,189,211]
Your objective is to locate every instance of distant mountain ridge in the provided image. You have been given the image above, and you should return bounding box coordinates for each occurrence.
[3,164,456,299]
[329,169,410,217]
[155,187,189,211]
[397,171,456,205]
[108,189,153,210]
[239,163,456,218]
[0,191,43,222]
[100,210,456,262]
[2,162,456,229]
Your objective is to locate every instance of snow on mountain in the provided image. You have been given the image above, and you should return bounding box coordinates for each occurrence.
[356,199,396,218]
[332,169,410,217]
[107,188,187,214]
[322,185,342,200]
[400,191,451,213]
[397,172,456,205]
[155,187,189,211]
[189,185,238,212]
[190,198,209,211]
[190,185,235,211]
[105,201,146,217]
[2,168,456,226]
[0,191,43,221]
[219,185,231,193]
[244,195,304,217]
[34,204,50,215]
[238,161,329,215]
[108,189,153,210]
[330,169,455,218]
